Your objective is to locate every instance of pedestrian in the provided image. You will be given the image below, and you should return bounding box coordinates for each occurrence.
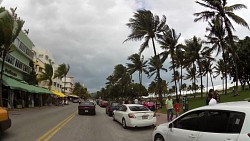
[208,93,217,105]
[148,100,155,111]
[214,90,221,103]
[206,89,214,105]
[134,98,139,104]
[173,99,181,118]
[143,101,148,108]
[165,94,174,122]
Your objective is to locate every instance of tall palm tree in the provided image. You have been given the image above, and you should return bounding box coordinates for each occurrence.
[194,0,249,95]
[127,53,148,97]
[185,65,197,98]
[175,44,186,96]
[214,59,226,94]
[158,28,181,100]
[0,7,25,106]
[184,36,205,98]
[54,63,70,94]
[124,9,167,104]
[37,63,54,90]
[147,55,167,80]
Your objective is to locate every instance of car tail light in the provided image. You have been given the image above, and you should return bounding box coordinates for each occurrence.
[248,133,250,137]
[128,113,136,118]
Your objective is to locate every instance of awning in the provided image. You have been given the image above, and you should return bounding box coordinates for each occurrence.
[2,75,52,94]
[50,90,65,97]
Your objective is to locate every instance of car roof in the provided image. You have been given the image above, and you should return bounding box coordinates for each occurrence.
[123,104,143,106]
[194,101,250,113]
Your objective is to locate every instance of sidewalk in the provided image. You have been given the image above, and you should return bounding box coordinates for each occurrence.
[155,112,177,125]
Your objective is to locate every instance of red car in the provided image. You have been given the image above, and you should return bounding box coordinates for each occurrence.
[100,101,108,107]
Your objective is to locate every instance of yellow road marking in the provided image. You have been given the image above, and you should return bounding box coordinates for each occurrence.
[36,111,77,141]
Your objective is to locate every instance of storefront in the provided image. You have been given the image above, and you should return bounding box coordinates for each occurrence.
[2,74,53,108]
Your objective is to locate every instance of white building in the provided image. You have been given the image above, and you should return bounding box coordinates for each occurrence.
[62,76,74,96]
[32,47,63,92]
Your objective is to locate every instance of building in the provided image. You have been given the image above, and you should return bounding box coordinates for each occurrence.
[62,76,74,96]
[0,30,52,108]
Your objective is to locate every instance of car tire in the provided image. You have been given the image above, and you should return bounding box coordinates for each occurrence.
[122,118,127,129]
[154,134,165,141]
[78,111,81,115]
[108,112,112,116]
[113,114,116,121]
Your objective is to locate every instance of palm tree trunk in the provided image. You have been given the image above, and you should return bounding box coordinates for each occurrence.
[151,38,162,105]
[209,72,214,90]
[206,72,209,97]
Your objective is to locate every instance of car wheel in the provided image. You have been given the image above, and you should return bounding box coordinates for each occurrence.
[122,119,127,129]
[78,111,81,115]
[108,111,112,116]
[154,134,165,141]
[113,114,116,121]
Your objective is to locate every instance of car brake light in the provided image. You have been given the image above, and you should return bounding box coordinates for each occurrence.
[128,113,136,118]
[248,133,250,137]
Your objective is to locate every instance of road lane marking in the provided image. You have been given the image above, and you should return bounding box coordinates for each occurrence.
[36,111,77,141]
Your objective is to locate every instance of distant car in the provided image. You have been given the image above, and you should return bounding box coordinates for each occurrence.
[106,102,120,116]
[100,100,108,107]
[0,107,11,133]
[152,101,250,141]
[73,99,80,103]
[78,101,96,115]
[113,104,156,128]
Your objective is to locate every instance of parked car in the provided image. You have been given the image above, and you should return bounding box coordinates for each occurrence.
[153,101,250,141]
[0,107,11,133]
[100,100,108,107]
[73,98,80,103]
[113,104,156,128]
[106,102,120,116]
[78,101,96,115]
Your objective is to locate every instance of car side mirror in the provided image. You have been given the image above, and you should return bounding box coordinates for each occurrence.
[169,123,173,128]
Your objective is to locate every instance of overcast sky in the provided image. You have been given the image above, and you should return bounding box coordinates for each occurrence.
[1,0,250,93]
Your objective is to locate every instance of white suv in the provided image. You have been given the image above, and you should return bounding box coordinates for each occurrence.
[153,101,250,141]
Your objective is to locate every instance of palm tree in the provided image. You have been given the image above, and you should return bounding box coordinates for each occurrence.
[175,44,186,96]
[124,9,167,105]
[184,36,205,98]
[194,0,249,95]
[0,7,25,106]
[185,65,197,98]
[127,53,148,97]
[214,59,226,94]
[158,28,181,100]
[147,55,167,80]
[54,63,70,94]
[37,63,54,90]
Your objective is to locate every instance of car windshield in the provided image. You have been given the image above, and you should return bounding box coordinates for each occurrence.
[129,106,149,111]
[80,102,94,106]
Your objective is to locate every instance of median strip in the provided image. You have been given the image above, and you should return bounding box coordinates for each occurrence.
[36,111,77,141]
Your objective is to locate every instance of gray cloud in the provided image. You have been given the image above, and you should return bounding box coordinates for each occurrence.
[2,0,250,92]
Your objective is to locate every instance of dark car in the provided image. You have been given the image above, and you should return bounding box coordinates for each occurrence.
[78,101,96,115]
[100,100,108,107]
[106,102,120,116]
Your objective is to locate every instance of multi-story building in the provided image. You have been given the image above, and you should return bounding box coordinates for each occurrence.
[32,47,64,93]
[62,76,74,96]
[0,30,52,108]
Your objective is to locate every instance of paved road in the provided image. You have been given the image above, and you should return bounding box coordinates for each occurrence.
[1,103,154,141]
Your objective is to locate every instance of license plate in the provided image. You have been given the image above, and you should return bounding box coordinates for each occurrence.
[85,110,88,112]
[142,115,148,119]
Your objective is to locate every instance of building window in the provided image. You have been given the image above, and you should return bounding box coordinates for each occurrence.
[38,54,43,58]
[39,67,43,72]
[54,82,56,87]
[5,54,15,65]
[15,60,23,70]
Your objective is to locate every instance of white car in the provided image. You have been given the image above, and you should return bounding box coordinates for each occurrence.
[153,101,250,141]
[113,104,156,128]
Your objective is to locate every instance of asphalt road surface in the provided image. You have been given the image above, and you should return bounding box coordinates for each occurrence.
[1,103,154,141]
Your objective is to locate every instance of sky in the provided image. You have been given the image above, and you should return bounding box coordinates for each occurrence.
[1,0,250,93]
